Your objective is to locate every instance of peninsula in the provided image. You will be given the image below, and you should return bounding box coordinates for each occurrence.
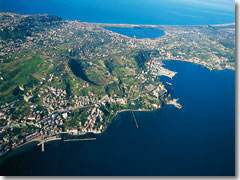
[0,13,235,156]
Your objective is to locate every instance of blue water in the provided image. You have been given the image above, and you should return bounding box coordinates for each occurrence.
[0,0,235,25]
[104,27,165,39]
[0,0,235,176]
[0,61,235,175]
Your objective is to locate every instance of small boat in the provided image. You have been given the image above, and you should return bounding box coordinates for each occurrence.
[166,82,172,86]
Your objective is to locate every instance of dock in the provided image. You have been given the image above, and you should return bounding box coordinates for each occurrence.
[37,136,61,152]
[131,111,139,128]
[41,141,44,152]
[64,138,96,142]
[37,140,45,152]
[157,67,177,79]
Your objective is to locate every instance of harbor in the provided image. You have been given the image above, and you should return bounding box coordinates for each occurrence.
[37,136,62,152]
[157,66,177,79]
[147,60,177,79]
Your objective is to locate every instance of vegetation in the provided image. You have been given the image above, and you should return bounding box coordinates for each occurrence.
[0,13,235,151]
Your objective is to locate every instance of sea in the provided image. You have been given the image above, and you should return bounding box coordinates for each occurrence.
[0,0,235,176]
[0,0,235,25]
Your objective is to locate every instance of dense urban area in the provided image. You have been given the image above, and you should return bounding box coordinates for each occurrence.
[0,13,235,156]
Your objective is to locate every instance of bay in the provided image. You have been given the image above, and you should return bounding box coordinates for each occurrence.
[0,61,235,176]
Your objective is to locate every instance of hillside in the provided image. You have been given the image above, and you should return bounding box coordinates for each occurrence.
[0,13,235,155]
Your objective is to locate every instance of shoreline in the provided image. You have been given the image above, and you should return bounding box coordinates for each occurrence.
[0,12,235,160]
[93,22,235,28]
[0,12,235,27]
[1,58,222,157]
[159,59,235,71]
[4,107,164,156]
[0,58,233,158]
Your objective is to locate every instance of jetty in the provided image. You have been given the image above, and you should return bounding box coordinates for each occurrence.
[41,141,44,152]
[64,138,96,142]
[37,136,62,152]
[131,111,139,128]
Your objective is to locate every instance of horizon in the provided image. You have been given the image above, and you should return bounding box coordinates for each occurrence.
[0,0,235,25]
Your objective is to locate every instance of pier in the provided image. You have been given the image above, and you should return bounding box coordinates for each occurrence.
[37,136,62,152]
[37,140,45,152]
[64,138,96,142]
[41,141,44,152]
[131,111,139,128]
[157,67,177,79]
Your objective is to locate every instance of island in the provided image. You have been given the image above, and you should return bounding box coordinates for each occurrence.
[0,13,235,156]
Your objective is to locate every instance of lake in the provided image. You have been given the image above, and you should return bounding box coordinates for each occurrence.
[104,27,165,39]
[0,61,235,176]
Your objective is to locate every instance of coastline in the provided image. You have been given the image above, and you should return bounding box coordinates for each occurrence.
[0,13,235,161]
[1,12,234,27]
[1,107,162,158]
[98,22,235,72]
[1,58,230,157]
[0,51,235,175]
[92,22,235,28]
[159,59,235,71]
[0,58,233,159]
